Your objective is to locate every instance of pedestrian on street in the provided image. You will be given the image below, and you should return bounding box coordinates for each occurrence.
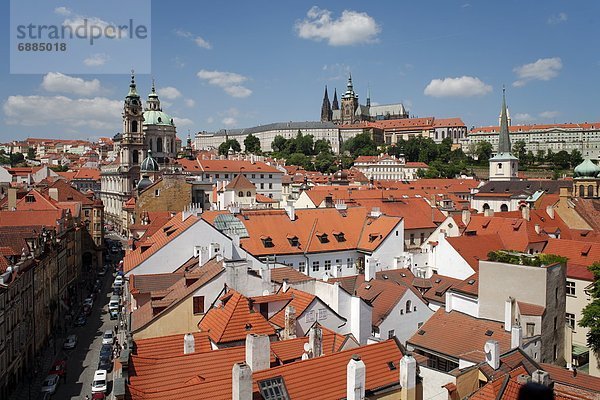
[85,395,89,400]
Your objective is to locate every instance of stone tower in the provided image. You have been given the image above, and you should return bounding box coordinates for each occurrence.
[320,85,332,122]
[341,74,359,125]
[489,88,519,181]
[121,71,146,169]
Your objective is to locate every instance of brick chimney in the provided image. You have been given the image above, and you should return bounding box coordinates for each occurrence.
[346,355,366,400]
[283,305,296,340]
[245,334,270,372]
[232,362,252,400]
[309,324,322,358]
[400,354,417,400]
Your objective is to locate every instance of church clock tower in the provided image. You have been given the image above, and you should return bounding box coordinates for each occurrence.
[341,74,359,125]
[489,88,519,181]
[121,71,146,169]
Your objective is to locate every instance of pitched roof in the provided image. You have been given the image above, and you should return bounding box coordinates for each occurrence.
[407,309,511,363]
[0,209,66,229]
[134,331,212,357]
[543,238,600,281]
[446,234,505,270]
[270,267,315,284]
[123,213,199,273]
[198,290,276,344]
[225,173,255,190]
[517,301,545,317]
[202,207,401,257]
[269,288,317,328]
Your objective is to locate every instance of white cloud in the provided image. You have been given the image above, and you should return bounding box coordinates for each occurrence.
[296,6,380,46]
[513,57,562,87]
[539,111,559,119]
[175,117,194,127]
[206,117,214,124]
[222,117,237,126]
[514,113,535,122]
[41,72,103,96]
[3,95,120,130]
[158,86,182,100]
[424,76,492,97]
[197,70,252,98]
[83,53,110,67]
[175,29,212,49]
[322,63,351,80]
[54,6,71,16]
[548,12,568,24]
[184,98,195,107]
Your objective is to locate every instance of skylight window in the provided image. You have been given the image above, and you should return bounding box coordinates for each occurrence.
[287,235,299,247]
[387,361,397,371]
[316,233,329,243]
[261,236,274,248]
[258,377,290,400]
[333,231,346,242]
[485,330,494,336]
[467,279,476,285]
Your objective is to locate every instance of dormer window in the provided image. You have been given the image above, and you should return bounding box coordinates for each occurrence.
[287,235,299,247]
[316,233,329,243]
[25,194,36,203]
[261,236,274,248]
[333,231,345,242]
[368,232,381,242]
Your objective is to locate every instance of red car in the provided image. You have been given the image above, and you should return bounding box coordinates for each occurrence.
[49,359,67,377]
[92,392,106,399]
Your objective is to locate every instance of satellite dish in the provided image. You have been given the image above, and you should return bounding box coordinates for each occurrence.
[303,343,311,352]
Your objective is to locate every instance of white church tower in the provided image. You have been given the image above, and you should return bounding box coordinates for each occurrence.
[489,88,519,181]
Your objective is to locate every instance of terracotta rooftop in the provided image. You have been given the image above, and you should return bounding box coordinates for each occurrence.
[134,331,212,357]
[446,234,504,271]
[269,266,315,284]
[543,238,600,281]
[198,290,276,344]
[225,173,255,190]
[517,301,545,317]
[269,288,317,329]
[407,309,511,364]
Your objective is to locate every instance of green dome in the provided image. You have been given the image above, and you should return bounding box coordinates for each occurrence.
[137,175,153,192]
[143,110,175,126]
[574,158,600,178]
[140,151,159,172]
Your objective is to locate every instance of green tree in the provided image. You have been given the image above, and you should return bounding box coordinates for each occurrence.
[553,150,571,170]
[218,139,241,156]
[243,134,261,154]
[342,133,378,157]
[271,135,288,153]
[286,153,313,170]
[475,141,493,164]
[27,147,36,160]
[313,139,332,155]
[570,149,584,169]
[513,140,527,163]
[314,152,336,173]
[10,152,25,166]
[580,262,600,354]
[536,150,546,164]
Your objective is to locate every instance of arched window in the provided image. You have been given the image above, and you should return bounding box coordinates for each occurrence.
[500,204,509,212]
[483,203,490,211]
[579,185,585,197]
[498,163,503,170]
[131,120,138,133]
[157,137,163,153]
[132,150,139,164]
[246,191,251,197]
[588,185,594,198]
[238,191,244,197]
[405,300,412,314]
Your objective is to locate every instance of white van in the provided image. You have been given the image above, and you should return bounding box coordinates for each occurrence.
[91,369,107,393]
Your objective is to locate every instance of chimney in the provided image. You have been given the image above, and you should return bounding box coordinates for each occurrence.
[346,355,366,400]
[521,206,530,221]
[559,186,570,199]
[232,362,252,400]
[370,207,382,218]
[285,204,295,221]
[245,334,270,372]
[516,374,531,385]
[183,333,195,354]
[484,340,500,370]
[281,278,290,293]
[225,261,249,295]
[48,187,59,201]
[534,224,541,234]
[484,208,494,217]
[531,370,551,386]
[504,297,514,332]
[461,209,471,226]
[400,354,417,400]
[283,305,296,340]
[8,187,17,210]
[261,266,271,295]
[365,258,377,282]
[511,325,523,349]
[309,324,322,358]
[546,206,555,220]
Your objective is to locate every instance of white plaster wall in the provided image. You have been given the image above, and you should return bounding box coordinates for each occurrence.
[419,366,456,400]
[430,235,476,279]
[370,219,405,270]
[377,289,434,345]
[293,192,317,209]
[296,299,346,337]
[447,292,479,317]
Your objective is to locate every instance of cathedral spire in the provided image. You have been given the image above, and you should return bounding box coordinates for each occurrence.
[320,85,332,122]
[366,84,371,107]
[127,69,139,98]
[146,77,161,111]
[498,86,511,154]
[332,88,339,110]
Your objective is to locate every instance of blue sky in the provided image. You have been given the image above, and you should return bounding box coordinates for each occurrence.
[1,0,598,141]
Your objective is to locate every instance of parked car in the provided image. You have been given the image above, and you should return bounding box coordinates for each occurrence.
[98,356,113,372]
[102,330,115,345]
[114,275,123,285]
[99,344,113,360]
[92,392,106,400]
[48,360,67,377]
[83,304,92,316]
[41,374,59,394]
[83,297,94,307]
[74,314,87,327]
[112,286,122,296]
[109,309,119,320]
[63,334,78,350]
[91,370,107,393]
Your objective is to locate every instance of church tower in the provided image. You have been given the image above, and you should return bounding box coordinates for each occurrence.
[320,86,332,122]
[341,74,359,125]
[332,88,339,110]
[121,71,146,169]
[489,88,519,181]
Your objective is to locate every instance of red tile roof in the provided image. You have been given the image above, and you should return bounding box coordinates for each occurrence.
[269,288,316,328]
[517,301,545,316]
[198,290,276,344]
[134,331,212,357]
[543,239,600,281]
[225,173,255,190]
[541,362,600,393]
[269,267,315,284]
[123,213,199,273]
[407,309,511,363]
[446,234,504,270]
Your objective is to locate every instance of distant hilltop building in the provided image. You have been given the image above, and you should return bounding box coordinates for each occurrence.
[320,74,409,125]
